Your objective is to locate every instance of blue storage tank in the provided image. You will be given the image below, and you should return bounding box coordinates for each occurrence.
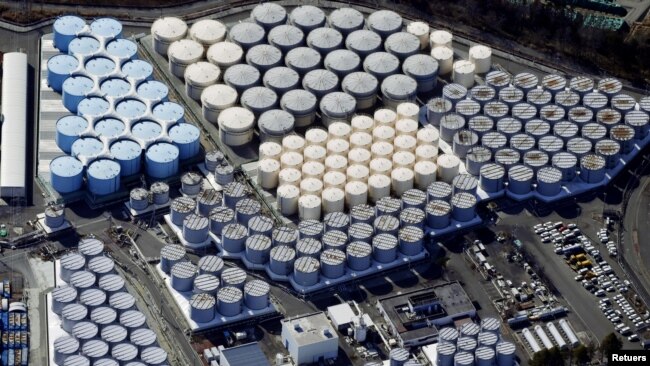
[110,140,142,176]
[90,18,123,39]
[53,15,86,52]
[146,142,179,178]
[152,101,185,124]
[56,115,89,153]
[68,36,101,57]
[169,123,200,160]
[136,80,169,103]
[47,54,79,92]
[71,137,105,160]
[121,59,154,83]
[115,98,147,120]
[94,117,125,138]
[87,159,121,195]
[62,75,95,113]
[100,78,132,98]
[85,57,117,78]
[131,120,162,143]
[50,156,84,193]
[77,97,110,118]
[105,38,138,61]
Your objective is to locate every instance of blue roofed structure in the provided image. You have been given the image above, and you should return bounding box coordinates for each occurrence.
[219,342,270,366]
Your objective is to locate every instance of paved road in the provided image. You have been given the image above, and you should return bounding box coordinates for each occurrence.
[623,176,650,300]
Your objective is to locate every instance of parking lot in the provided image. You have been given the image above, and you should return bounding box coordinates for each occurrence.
[531,219,649,346]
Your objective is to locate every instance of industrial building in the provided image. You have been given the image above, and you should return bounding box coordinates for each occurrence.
[1,52,28,198]
[377,282,477,347]
[218,342,270,366]
[281,312,339,365]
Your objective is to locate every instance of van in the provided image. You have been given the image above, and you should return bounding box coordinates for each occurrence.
[615,323,625,331]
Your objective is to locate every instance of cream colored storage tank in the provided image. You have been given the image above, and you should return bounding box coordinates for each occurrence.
[152,17,188,56]
[190,19,227,48]
[167,39,204,79]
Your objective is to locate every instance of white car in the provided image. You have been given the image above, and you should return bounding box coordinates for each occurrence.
[628,334,639,342]
[595,290,606,297]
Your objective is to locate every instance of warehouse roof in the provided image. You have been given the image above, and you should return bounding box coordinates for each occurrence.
[220,342,270,366]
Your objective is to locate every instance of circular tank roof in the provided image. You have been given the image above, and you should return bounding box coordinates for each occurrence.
[54,15,86,36]
[131,120,162,140]
[78,97,110,117]
[48,54,79,75]
[57,115,89,137]
[100,78,131,98]
[121,59,153,81]
[137,80,169,101]
[346,29,382,54]
[88,159,121,179]
[50,156,83,177]
[290,5,326,31]
[146,142,179,163]
[229,22,266,48]
[152,101,184,123]
[169,123,200,143]
[110,139,141,160]
[63,75,94,97]
[90,18,123,38]
[106,38,137,59]
[115,98,147,119]
[68,36,100,56]
[71,137,104,158]
[328,8,365,33]
[94,117,125,138]
[85,57,116,77]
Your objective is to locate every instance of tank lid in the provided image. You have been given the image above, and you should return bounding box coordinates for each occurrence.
[87,159,121,180]
[48,54,79,74]
[57,115,89,136]
[106,38,137,59]
[85,56,116,77]
[110,139,141,160]
[121,59,153,80]
[95,117,126,139]
[62,75,94,96]
[146,142,180,163]
[68,36,100,56]
[100,78,131,98]
[137,80,169,101]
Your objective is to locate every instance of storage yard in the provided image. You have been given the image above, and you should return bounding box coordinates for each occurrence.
[0,0,649,365]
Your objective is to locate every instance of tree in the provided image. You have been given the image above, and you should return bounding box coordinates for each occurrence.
[573,344,591,365]
[600,333,623,361]
[530,347,564,366]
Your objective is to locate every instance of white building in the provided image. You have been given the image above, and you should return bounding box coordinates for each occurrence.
[281,312,339,365]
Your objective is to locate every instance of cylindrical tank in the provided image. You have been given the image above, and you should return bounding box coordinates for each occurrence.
[251,2,286,31]
[86,159,121,196]
[328,7,365,36]
[426,200,451,229]
[402,54,439,93]
[209,206,235,236]
[583,91,609,114]
[189,19,226,48]
[130,327,158,351]
[398,226,424,255]
[87,256,115,280]
[342,72,379,110]
[453,130,479,158]
[183,214,210,243]
[263,67,300,97]
[258,109,295,143]
[296,238,323,258]
[612,94,637,114]
[245,44,283,74]
[437,343,456,366]
[189,293,216,323]
[527,88,553,110]
[91,306,118,330]
[389,348,410,366]
[221,267,247,289]
[524,119,551,142]
[345,29,382,59]
[510,134,535,154]
[367,9,402,38]
[307,27,343,55]
[494,149,520,171]
[53,15,87,52]
[198,255,224,277]
[469,45,492,74]
[384,32,420,61]
[244,280,270,310]
[625,111,650,139]
[320,92,357,126]
[485,70,510,91]
[216,286,243,316]
[268,24,305,53]
[322,230,348,251]
[439,327,460,343]
[450,192,477,222]
[72,322,99,346]
[582,122,608,144]
[508,165,534,195]
[478,332,499,349]
[280,89,318,127]
[247,215,274,237]
[453,60,476,88]
[348,222,374,244]
[60,252,85,282]
[538,135,564,155]
[170,197,196,226]
[223,64,262,95]
[598,77,623,97]
[552,152,578,182]
[293,256,320,285]
[468,116,494,137]
[592,139,618,166]
[228,22,266,51]
[270,245,296,276]
[145,143,179,179]
[610,125,635,154]
[371,233,398,263]
[171,261,196,292]
[44,205,65,228]
[536,166,563,196]
[511,102,537,123]
[98,274,125,294]
[290,5,326,33]
[436,154,460,183]
[481,131,508,153]
[580,154,606,183]
[479,163,505,193]
[68,36,101,58]
[167,39,204,78]
[52,285,77,315]
[363,52,400,82]
[431,46,454,75]
[151,17,187,56]
[406,21,430,49]
[523,150,549,172]
[452,174,479,195]
[320,249,346,279]
[184,62,221,101]
[346,241,372,271]
[47,54,79,93]
[302,69,339,98]
[221,223,247,253]
[206,41,244,71]
[62,303,88,333]
[62,75,95,113]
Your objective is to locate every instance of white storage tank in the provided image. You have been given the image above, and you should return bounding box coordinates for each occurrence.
[190,293,215,323]
[268,24,305,53]
[52,285,77,315]
[281,89,318,127]
[290,5,326,33]
[218,106,255,146]
[277,184,300,215]
[251,2,287,31]
[425,200,451,229]
[478,332,499,348]
[597,77,622,98]
[367,10,403,38]
[216,286,243,316]
[184,62,221,101]
[54,335,80,365]
[151,17,188,56]
[528,88,553,110]
[223,64,261,94]
[482,131,508,153]
[498,86,524,108]
[612,94,638,114]
[328,7,365,36]
[307,27,343,55]
[384,32,420,61]
[485,70,511,92]
[244,280,270,310]
[495,148,520,171]
[241,86,278,117]
[294,256,320,286]
[263,66,300,95]
[453,60,475,88]
[469,44,492,74]
[320,92,357,126]
[207,41,244,71]
[245,44,283,73]
[582,122,608,143]
[302,69,339,98]
[62,303,88,333]
[398,226,424,255]
[341,72,379,111]
[402,54,439,93]
[363,52,400,82]
[426,98,452,126]
[285,46,322,76]
[168,39,204,78]
[229,21,266,51]
[190,19,226,48]
[299,219,324,239]
[430,46,454,76]
[510,133,535,154]
[406,21,430,50]
[201,84,238,124]
[524,119,551,142]
[345,30,383,58]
